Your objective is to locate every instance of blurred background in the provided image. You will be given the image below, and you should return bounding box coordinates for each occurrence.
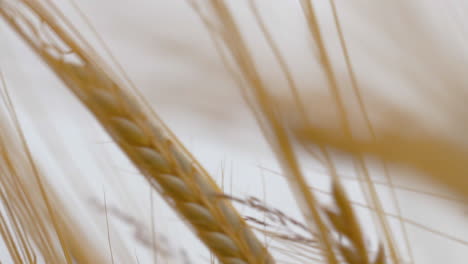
[1,0,468,263]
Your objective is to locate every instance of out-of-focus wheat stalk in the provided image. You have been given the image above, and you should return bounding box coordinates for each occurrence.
[191,1,340,263]
[189,0,468,264]
[293,115,468,198]
[0,71,109,263]
[190,1,394,264]
[297,1,401,262]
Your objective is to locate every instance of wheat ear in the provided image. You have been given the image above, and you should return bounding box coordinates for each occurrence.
[324,181,386,264]
[0,1,274,263]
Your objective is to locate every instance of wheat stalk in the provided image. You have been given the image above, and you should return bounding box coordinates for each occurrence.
[0,1,275,263]
[0,70,111,263]
[192,1,344,263]
[192,1,405,264]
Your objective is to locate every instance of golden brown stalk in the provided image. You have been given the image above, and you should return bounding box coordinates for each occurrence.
[196,2,398,264]
[194,1,339,264]
[0,1,274,263]
[298,1,401,263]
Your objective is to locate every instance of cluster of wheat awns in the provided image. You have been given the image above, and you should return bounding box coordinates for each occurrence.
[0,0,467,263]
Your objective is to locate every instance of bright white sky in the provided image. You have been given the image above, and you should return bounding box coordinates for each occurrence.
[1,0,468,263]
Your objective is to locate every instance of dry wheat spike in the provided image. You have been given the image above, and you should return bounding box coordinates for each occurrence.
[0,1,275,263]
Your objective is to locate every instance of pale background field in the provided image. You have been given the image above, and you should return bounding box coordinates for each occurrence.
[1,0,468,263]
